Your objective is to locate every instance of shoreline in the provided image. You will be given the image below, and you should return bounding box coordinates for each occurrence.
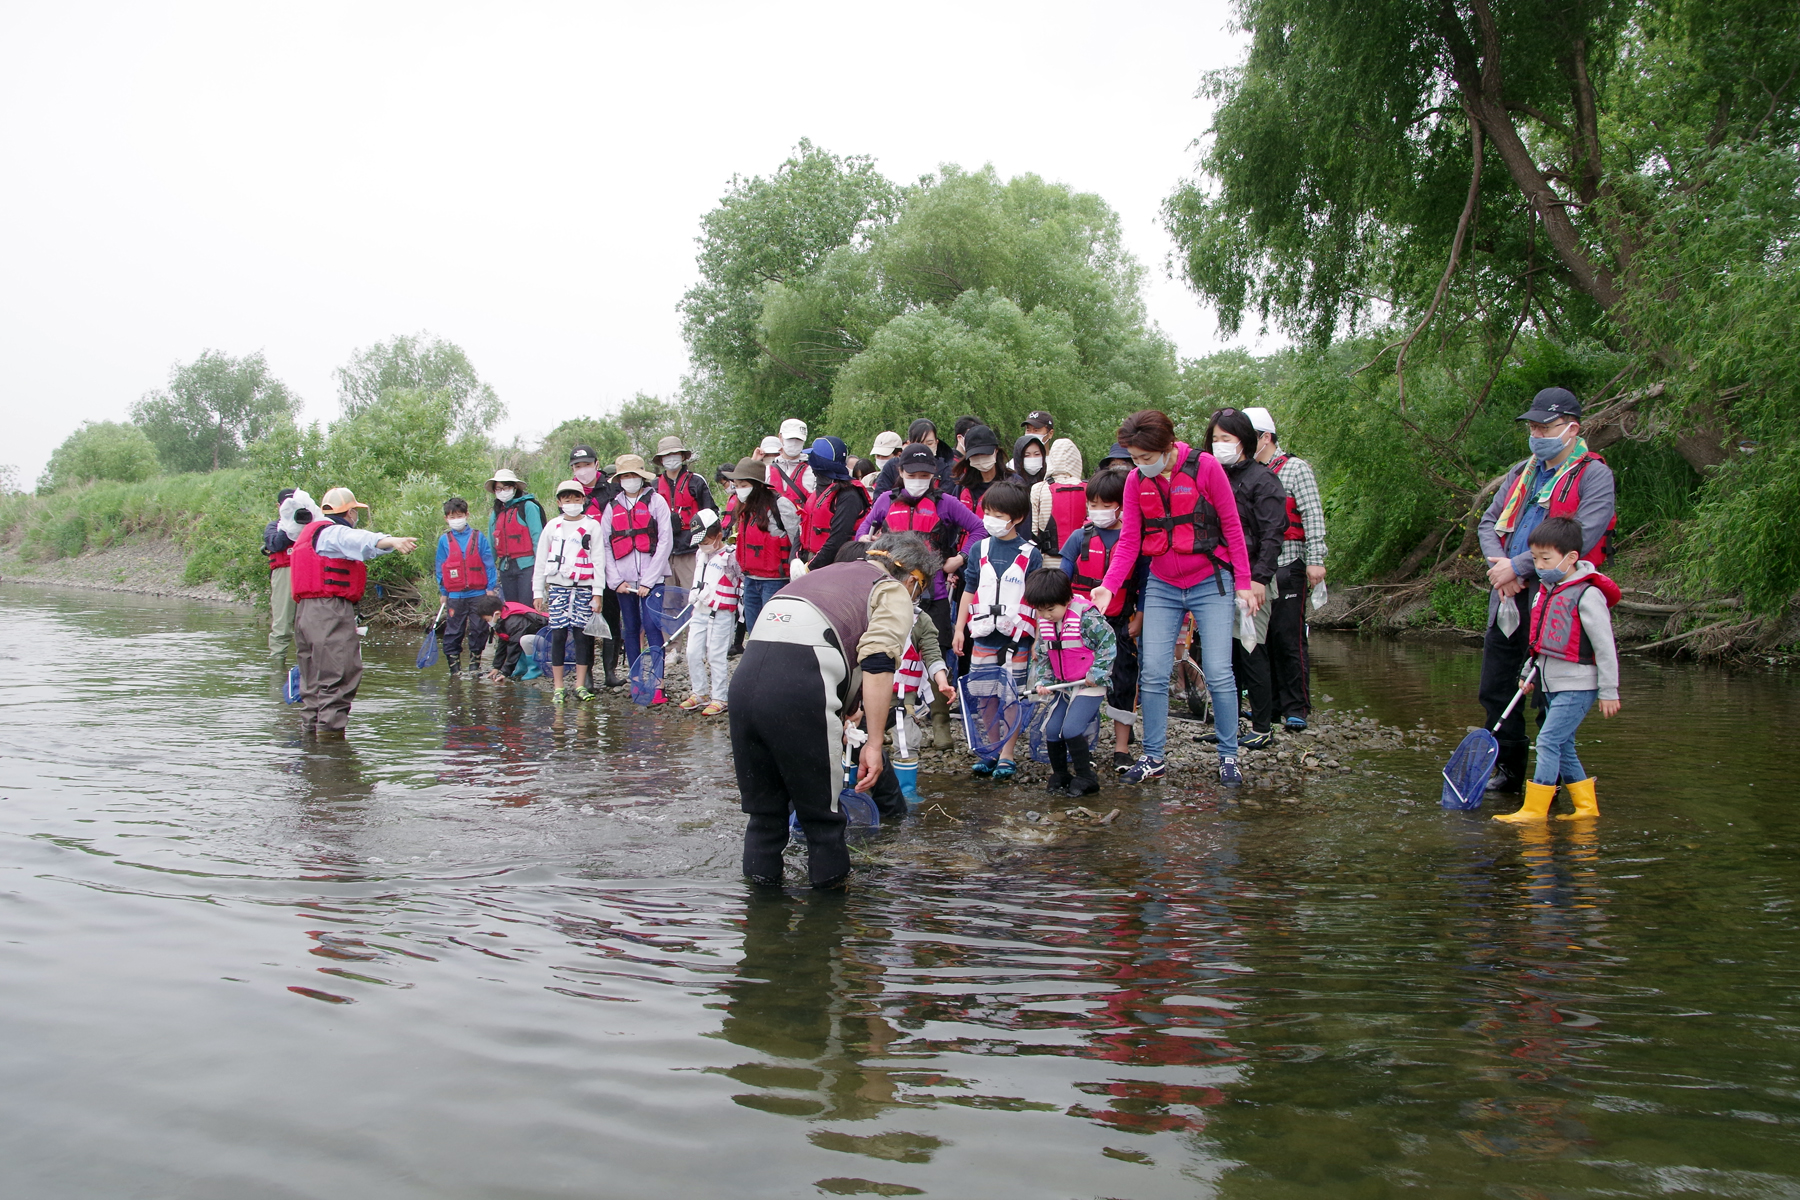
[0,539,251,608]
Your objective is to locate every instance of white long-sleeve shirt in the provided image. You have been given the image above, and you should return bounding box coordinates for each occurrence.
[532,515,605,596]
[597,490,674,588]
[313,524,396,561]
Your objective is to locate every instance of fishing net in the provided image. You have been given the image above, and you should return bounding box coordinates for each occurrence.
[645,585,692,643]
[1024,692,1103,764]
[1441,728,1497,811]
[416,626,440,669]
[1171,657,1210,722]
[284,665,302,704]
[958,662,1025,760]
[628,648,664,706]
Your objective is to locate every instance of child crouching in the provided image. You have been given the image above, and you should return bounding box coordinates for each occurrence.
[1023,567,1117,797]
[471,594,549,682]
[681,511,737,716]
[1495,515,1622,823]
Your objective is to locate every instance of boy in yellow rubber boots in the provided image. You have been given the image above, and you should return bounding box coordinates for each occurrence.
[1493,516,1621,822]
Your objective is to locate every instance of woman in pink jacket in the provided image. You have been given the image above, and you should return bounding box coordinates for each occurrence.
[1088,410,1258,787]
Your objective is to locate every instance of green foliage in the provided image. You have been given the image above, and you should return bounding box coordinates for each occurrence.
[1429,579,1488,630]
[335,332,504,438]
[130,350,298,473]
[1,471,242,563]
[38,421,159,492]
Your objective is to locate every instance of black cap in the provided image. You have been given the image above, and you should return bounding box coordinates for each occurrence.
[897,444,940,473]
[1517,387,1582,423]
[962,423,1000,453]
[276,487,297,503]
[569,444,599,464]
[1022,410,1054,429]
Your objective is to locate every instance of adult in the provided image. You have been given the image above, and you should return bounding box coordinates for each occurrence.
[570,444,626,688]
[597,454,674,693]
[1244,406,1328,730]
[754,435,781,464]
[766,418,815,507]
[1009,432,1047,489]
[871,418,956,496]
[1204,408,1289,749]
[728,531,941,888]
[1089,410,1256,787]
[284,487,418,736]
[727,456,804,635]
[1032,438,1087,555]
[952,415,984,457]
[652,434,714,589]
[1099,443,1135,473]
[799,436,871,571]
[856,444,986,746]
[953,424,1005,515]
[1021,409,1055,443]
[1477,387,1618,795]
[869,431,903,483]
[262,486,298,659]
[486,468,544,606]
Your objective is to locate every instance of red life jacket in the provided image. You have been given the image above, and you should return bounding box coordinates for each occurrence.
[607,494,659,559]
[735,506,791,578]
[499,600,539,622]
[1068,527,1126,617]
[656,470,704,536]
[882,490,939,537]
[439,530,491,593]
[959,478,990,517]
[767,461,810,507]
[267,549,290,570]
[1528,570,1621,663]
[1046,482,1087,550]
[1546,452,1618,568]
[290,520,367,603]
[1037,594,1097,683]
[492,498,540,560]
[1135,449,1225,560]
[1266,454,1307,542]
[801,479,869,556]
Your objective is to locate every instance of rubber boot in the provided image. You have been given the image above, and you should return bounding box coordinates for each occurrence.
[517,658,543,681]
[1493,780,1556,823]
[1558,777,1600,820]
[1045,741,1071,794]
[1065,739,1100,797]
[601,639,625,688]
[930,691,954,749]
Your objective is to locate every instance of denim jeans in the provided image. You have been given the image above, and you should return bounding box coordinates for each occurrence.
[740,576,786,638]
[1532,687,1596,784]
[615,583,665,670]
[1139,571,1240,759]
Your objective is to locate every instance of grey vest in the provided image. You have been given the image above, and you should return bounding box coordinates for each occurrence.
[777,560,887,671]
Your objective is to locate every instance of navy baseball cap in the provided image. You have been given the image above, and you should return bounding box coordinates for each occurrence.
[1518,387,1582,423]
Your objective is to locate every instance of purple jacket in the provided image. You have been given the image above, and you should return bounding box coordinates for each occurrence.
[856,488,986,600]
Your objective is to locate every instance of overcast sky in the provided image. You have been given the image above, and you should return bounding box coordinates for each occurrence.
[0,1,1251,485]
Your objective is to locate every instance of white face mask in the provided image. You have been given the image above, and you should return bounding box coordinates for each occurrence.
[874,455,892,470]
[561,501,585,518]
[572,465,597,485]
[735,485,754,502]
[783,438,803,458]
[983,514,1014,538]
[1087,506,1118,528]
[1212,441,1242,467]
[1022,454,1044,474]
[662,455,684,472]
[1133,453,1167,477]
[968,453,997,472]
[621,476,644,494]
[494,487,516,502]
[902,475,931,497]
[446,516,469,532]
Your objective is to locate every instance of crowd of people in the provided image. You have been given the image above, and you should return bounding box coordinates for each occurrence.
[261,390,1625,887]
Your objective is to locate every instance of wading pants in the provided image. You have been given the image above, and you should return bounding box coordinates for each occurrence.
[442,595,491,669]
[1265,559,1310,719]
[728,598,851,886]
[269,566,296,658]
[295,596,363,733]
[1479,588,1535,783]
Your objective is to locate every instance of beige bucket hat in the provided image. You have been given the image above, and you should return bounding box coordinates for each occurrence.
[612,454,656,482]
[486,468,524,494]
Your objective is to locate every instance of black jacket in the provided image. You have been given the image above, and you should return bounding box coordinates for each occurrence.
[262,520,294,558]
[1225,460,1289,586]
[810,479,872,567]
[872,442,957,498]
[492,609,548,675]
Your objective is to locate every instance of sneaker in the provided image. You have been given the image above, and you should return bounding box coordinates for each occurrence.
[551,687,565,705]
[652,688,667,705]
[1241,727,1275,751]
[1121,756,1166,784]
[991,759,1017,783]
[1285,716,1308,732]
[1195,730,1221,745]
[1219,757,1243,787]
[1113,751,1134,774]
[573,686,597,702]
[972,759,996,777]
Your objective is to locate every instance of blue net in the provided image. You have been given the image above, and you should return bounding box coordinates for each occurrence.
[415,627,440,670]
[1441,728,1498,810]
[283,665,301,704]
[629,648,664,706]
[958,663,1025,760]
[838,788,881,830]
[644,585,691,640]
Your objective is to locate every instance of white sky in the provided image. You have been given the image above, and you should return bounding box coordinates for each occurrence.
[0,1,1251,485]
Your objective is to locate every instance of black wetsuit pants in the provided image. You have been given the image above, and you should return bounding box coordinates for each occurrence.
[1479,588,1536,783]
[729,640,850,886]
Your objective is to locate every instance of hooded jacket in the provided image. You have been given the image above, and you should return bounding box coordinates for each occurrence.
[1009,434,1047,487]
[1530,560,1621,701]
[1030,437,1085,546]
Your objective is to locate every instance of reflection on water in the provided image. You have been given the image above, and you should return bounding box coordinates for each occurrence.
[1,586,1798,1198]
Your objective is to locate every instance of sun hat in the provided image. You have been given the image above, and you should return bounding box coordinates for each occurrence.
[612,454,656,482]
[654,435,692,461]
[728,456,768,483]
[486,468,524,493]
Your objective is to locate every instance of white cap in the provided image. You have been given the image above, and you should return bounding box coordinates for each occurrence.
[1244,406,1277,435]
[870,430,903,457]
[759,435,782,455]
[779,418,808,443]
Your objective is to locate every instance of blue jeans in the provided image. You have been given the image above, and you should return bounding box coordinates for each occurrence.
[1042,691,1104,742]
[615,584,665,670]
[1139,572,1240,759]
[740,576,786,638]
[1533,688,1596,784]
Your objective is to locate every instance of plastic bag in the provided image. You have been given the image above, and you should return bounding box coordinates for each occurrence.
[1311,582,1329,611]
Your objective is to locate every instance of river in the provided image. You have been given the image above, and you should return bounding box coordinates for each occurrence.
[2,584,1797,1199]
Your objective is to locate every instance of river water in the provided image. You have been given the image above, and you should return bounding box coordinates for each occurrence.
[3,584,1797,1199]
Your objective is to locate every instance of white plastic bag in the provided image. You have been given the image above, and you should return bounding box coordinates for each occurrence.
[1311,582,1329,611]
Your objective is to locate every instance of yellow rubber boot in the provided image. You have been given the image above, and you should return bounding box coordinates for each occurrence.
[1558,777,1600,820]
[1493,780,1556,823]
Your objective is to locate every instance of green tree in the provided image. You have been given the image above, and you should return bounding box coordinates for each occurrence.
[335,332,504,438]
[131,350,299,473]
[38,421,159,492]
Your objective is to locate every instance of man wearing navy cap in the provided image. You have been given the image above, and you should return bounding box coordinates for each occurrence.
[1475,387,1618,797]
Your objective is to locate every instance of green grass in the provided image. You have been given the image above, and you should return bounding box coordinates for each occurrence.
[0,472,246,564]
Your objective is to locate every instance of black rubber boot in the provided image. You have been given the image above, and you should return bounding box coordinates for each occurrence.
[1487,740,1528,794]
[446,654,461,677]
[795,807,851,887]
[1065,739,1100,797]
[1045,741,1071,794]
[742,812,789,885]
[602,639,625,688]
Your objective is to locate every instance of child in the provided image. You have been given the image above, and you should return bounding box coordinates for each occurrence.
[469,593,548,682]
[436,497,499,676]
[1024,567,1117,796]
[1494,515,1621,823]
[680,511,737,716]
[532,480,606,704]
[953,480,1042,780]
[1060,469,1146,771]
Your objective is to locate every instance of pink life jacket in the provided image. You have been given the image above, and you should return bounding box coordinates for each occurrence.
[1036,594,1097,683]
